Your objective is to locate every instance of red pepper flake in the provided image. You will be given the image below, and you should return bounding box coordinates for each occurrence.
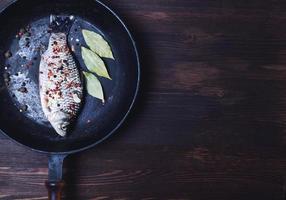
[48,70,53,78]
[66,81,75,88]
[69,104,76,111]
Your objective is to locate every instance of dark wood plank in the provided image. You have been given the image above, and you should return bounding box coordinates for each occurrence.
[0,0,286,199]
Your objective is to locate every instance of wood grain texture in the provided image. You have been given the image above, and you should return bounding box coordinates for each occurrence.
[1,0,286,199]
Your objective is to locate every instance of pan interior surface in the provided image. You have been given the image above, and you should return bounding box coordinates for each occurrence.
[0,0,139,153]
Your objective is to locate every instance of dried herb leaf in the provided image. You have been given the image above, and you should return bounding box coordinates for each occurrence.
[82,29,114,59]
[83,71,105,103]
[81,46,111,80]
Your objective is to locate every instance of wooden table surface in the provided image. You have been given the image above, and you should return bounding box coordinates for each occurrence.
[1,0,286,199]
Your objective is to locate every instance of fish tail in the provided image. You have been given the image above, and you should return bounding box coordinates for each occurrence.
[49,15,75,34]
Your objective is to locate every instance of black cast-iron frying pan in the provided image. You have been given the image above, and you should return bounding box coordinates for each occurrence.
[0,0,140,199]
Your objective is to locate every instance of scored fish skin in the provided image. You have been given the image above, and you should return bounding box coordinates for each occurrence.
[39,32,82,136]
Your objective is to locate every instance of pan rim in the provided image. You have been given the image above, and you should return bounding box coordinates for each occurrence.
[0,0,141,154]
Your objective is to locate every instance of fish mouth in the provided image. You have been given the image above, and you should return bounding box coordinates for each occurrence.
[48,111,70,136]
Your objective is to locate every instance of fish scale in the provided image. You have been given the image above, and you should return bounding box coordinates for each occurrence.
[39,32,83,136]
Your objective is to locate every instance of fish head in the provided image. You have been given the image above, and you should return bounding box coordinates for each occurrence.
[48,111,70,137]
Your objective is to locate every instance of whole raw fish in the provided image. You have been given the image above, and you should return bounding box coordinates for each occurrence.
[39,16,82,136]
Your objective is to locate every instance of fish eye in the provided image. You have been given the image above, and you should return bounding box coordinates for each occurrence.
[61,124,67,131]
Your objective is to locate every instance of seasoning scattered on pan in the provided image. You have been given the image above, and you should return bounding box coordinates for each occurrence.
[4,51,12,58]
[3,72,10,85]
[19,105,28,112]
[18,86,28,93]
[7,72,48,123]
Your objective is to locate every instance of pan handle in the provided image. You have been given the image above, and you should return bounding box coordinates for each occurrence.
[45,181,64,200]
[46,154,67,200]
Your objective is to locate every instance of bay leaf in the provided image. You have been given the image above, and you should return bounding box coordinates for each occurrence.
[83,71,105,103]
[82,29,114,59]
[81,46,111,80]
